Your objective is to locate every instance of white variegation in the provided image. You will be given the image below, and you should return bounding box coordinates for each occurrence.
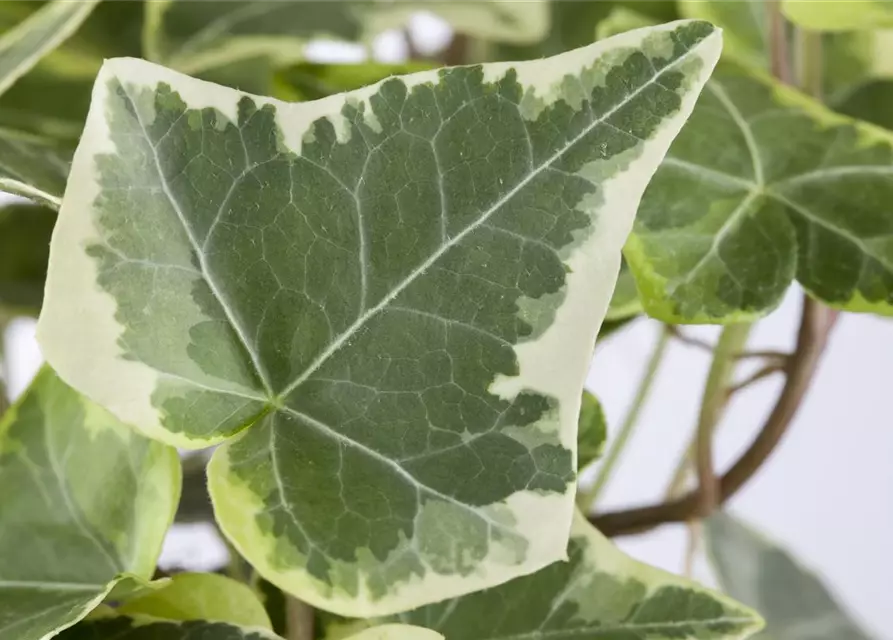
[38,21,722,617]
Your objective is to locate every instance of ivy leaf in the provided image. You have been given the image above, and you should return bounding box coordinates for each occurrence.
[38,22,721,615]
[0,0,99,97]
[837,79,893,130]
[0,128,70,207]
[782,0,893,31]
[322,512,763,640]
[705,512,875,640]
[118,573,273,629]
[606,258,642,320]
[59,615,280,640]
[679,0,767,69]
[626,61,893,323]
[144,1,548,80]
[0,368,180,640]
[0,202,55,314]
[577,391,607,469]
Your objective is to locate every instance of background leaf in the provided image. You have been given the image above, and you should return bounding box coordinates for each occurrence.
[0,368,180,640]
[344,625,443,640]
[59,615,280,640]
[782,0,893,31]
[38,22,721,616]
[322,512,763,640]
[118,573,272,629]
[706,512,875,640]
[577,391,607,469]
[0,202,55,315]
[626,61,893,323]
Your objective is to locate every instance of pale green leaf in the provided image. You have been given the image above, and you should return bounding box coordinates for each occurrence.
[274,62,437,103]
[58,615,280,640]
[117,573,272,629]
[323,511,764,640]
[596,7,661,42]
[577,391,606,469]
[345,625,443,640]
[606,257,642,320]
[782,0,893,31]
[38,21,721,615]
[626,61,893,323]
[144,1,548,79]
[0,367,180,640]
[0,126,69,207]
[0,0,99,97]
[706,512,874,640]
[0,202,55,315]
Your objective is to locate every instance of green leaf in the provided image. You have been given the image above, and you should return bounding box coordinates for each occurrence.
[679,0,767,69]
[345,625,443,640]
[596,7,659,42]
[144,1,548,80]
[606,257,642,320]
[782,0,893,31]
[323,511,764,640]
[705,512,874,640]
[577,391,606,469]
[0,127,70,207]
[626,61,893,323]
[836,79,893,130]
[37,21,721,615]
[117,573,272,629]
[59,615,280,640]
[0,0,99,97]
[0,367,180,640]
[0,202,55,314]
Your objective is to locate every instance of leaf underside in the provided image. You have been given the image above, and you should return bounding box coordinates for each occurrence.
[627,61,893,323]
[706,512,874,640]
[38,21,720,615]
[0,369,180,640]
[321,512,763,640]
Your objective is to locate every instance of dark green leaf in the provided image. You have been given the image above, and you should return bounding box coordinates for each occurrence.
[577,391,606,469]
[0,202,55,314]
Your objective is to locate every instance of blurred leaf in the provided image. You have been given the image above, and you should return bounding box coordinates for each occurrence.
[679,0,767,69]
[0,128,70,207]
[606,257,642,321]
[344,626,443,640]
[118,573,272,629]
[0,367,180,640]
[274,61,436,102]
[0,0,98,97]
[595,7,654,41]
[495,1,615,60]
[706,512,875,640]
[577,391,606,469]
[59,615,280,640]
[255,579,287,637]
[0,202,55,314]
[145,1,548,84]
[782,0,893,31]
[836,79,893,130]
[627,60,893,323]
[173,453,214,524]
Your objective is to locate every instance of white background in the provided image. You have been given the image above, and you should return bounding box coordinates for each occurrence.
[3,13,892,638]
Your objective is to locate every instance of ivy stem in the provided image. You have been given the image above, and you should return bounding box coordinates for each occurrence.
[768,0,793,84]
[285,597,314,640]
[797,29,823,99]
[577,326,670,510]
[694,323,753,517]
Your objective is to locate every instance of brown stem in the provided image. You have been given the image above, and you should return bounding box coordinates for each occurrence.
[285,597,314,640]
[590,296,839,537]
[727,363,785,395]
[667,326,790,362]
[769,0,793,84]
[442,34,468,66]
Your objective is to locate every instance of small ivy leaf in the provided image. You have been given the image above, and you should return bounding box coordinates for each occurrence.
[0,203,55,315]
[782,0,893,31]
[0,368,180,640]
[58,615,280,640]
[321,511,764,640]
[38,21,721,615]
[577,391,606,469]
[144,1,549,80]
[627,60,893,323]
[117,573,272,630]
[705,512,876,640]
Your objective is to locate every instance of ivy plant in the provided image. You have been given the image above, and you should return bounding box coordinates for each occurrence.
[0,1,886,639]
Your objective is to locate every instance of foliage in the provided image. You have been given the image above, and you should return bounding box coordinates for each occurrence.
[0,1,886,639]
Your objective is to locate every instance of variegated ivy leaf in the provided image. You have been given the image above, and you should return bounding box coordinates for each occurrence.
[0,202,55,315]
[626,60,893,323]
[38,21,721,615]
[0,0,98,97]
[322,512,764,640]
[59,615,280,640]
[118,573,273,629]
[782,0,893,31]
[706,512,875,640]
[144,1,548,81]
[0,368,180,640]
